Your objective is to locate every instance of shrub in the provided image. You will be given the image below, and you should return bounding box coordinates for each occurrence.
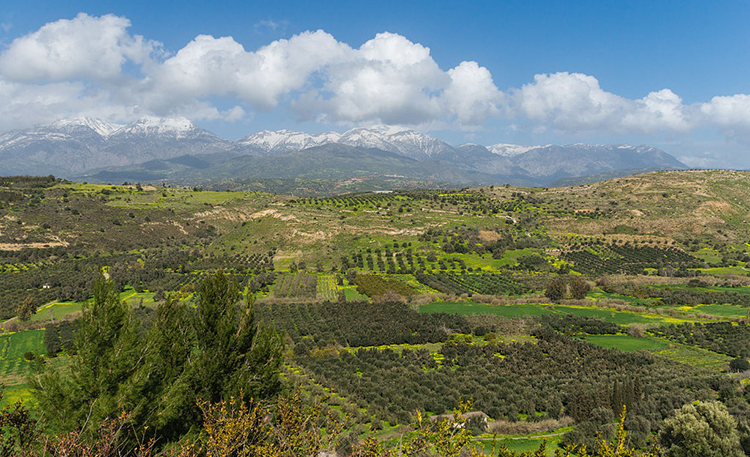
[730,357,750,373]
[545,277,567,302]
[569,277,591,299]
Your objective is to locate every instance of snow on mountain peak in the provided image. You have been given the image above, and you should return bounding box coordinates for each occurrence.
[51,117,122,137]
[127,116,196,133]
[488,143,549,157]
[237,129,343,153]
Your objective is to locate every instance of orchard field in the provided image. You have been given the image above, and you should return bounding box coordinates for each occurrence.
[4,171,750,454]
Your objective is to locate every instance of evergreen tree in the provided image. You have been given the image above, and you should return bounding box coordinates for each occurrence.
[730,357,750,373]
[43,324,60,356]
[32,274,142,432]
[189,269,284,405]
[16,296,36,321]
[31,270,285,449]
[120,294,194,442]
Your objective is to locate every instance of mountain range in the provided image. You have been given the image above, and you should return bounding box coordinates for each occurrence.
[0,117,687,187]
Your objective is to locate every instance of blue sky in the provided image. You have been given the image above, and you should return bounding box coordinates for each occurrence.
[0,1,748,168]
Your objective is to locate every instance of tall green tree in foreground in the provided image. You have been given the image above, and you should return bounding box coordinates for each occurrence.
[31,270,284,449]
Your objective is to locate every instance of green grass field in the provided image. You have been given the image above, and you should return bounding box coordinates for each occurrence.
[1,383,35,406]
[31,301,83,321]
[420,302,553,318]
[317,274,340,300]
[589,290,660,305]
[693,248,723,265]
[649,284,750,296]
[123,292,160,307]
[689,304,749,318]
[583,335,668,352]
[492,248,546,268]
[31,292,160,323]
[696,266,749,276]
[552,305,674,326]
[343,286,368,301]
[651,343,731,369]
[484,437,560,456]
[419,301,687,327]
[0,330,45,405]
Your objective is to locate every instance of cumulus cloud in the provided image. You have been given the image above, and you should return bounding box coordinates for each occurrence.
[511,73,694,134]
[303,32,446,124]
[513,72,624,132]
[152,30,350,112]
[699,95,750,140]
[625,89,692,133]
[443,61,504,127]
[295,33,503,127]
[1,12,750,148]
[0,13,158,82]
[0,78,143,132]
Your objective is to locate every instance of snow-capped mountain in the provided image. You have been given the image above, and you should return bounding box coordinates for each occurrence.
[0,117,688,185]
[0,117,232,175]
[236,125,454,160]
[236,129,342,155]
[509,144,685,179]
[50,117,123,137]
[339,126,454,160]
[488,143,549,157]
[111,116,198,137]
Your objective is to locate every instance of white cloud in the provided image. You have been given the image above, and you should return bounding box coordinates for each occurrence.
[677,152,723,169]
[699,95,750,140]
[296,32,503,127]
[254,20,286,33]
[0,78,142,131]
[304,32,447,124]
[512,72,697,135]
[152,30,350,111]
[1,11,750,155]
[513,72,627,131]
[443,61,503,127]
[624,89,691,133]
[0,13,158,82]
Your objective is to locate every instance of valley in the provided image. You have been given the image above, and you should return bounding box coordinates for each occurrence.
[1,170,750,455]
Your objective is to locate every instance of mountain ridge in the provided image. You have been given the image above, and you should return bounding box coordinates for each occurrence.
[0,117,688,187]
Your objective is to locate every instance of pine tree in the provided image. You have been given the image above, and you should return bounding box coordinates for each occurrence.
[32,274,142,432]
[32,271,285,449]
[189,270,284,404]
